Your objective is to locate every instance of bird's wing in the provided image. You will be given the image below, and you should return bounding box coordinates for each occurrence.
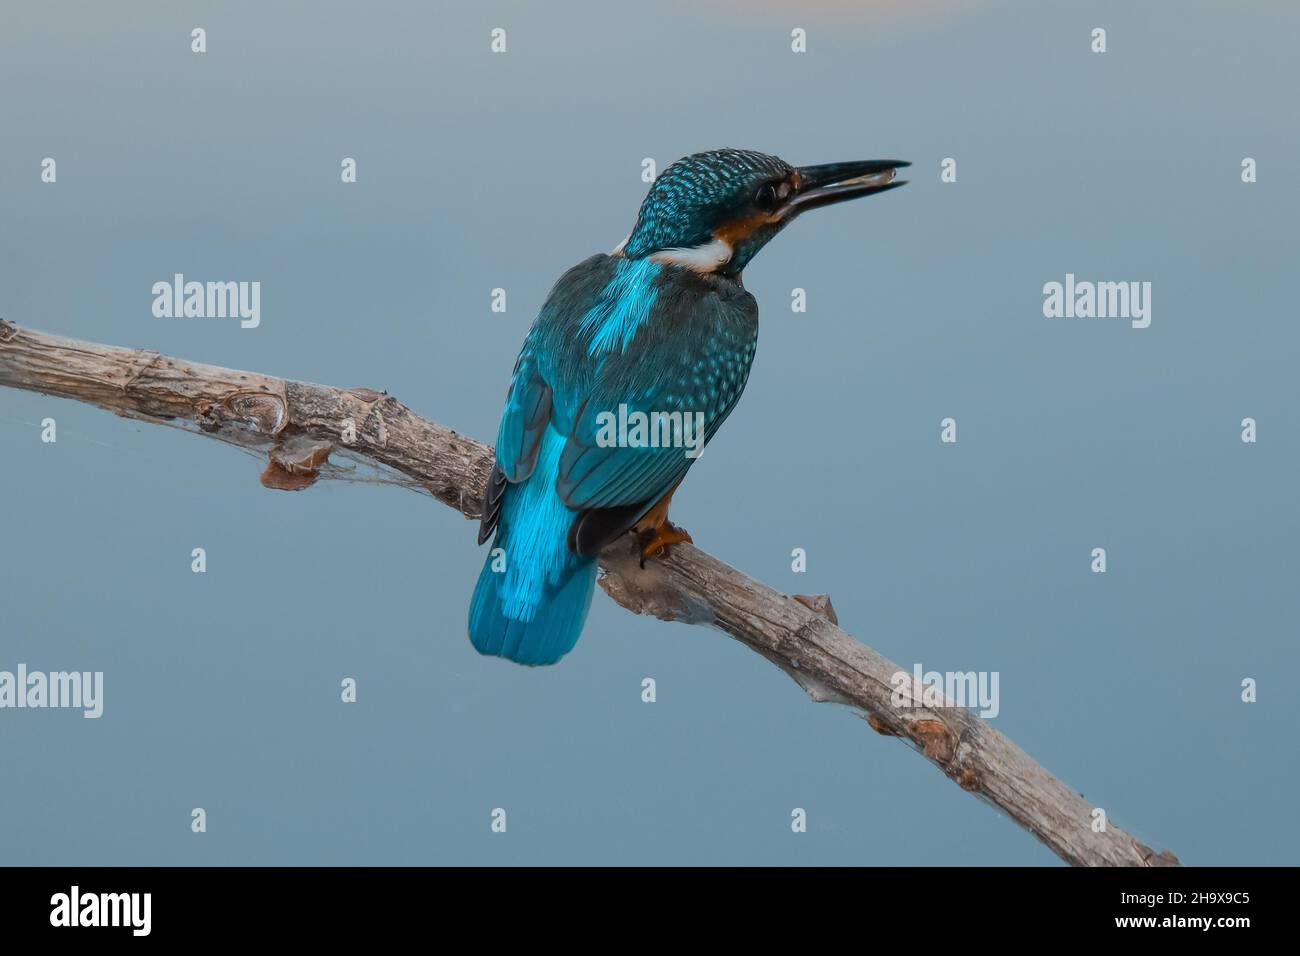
[476,345,551,544]
[556,274,757,553]
[493,346,552,484]
[478,255,618,545]
[479,254,758,555]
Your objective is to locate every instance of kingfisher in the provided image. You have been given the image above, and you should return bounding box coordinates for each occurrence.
[469,148,908,665]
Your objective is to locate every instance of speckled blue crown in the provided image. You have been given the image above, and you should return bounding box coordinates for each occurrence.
[623,148,793,258]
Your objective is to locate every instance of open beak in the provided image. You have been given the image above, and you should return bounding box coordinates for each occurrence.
[782,160,910,218]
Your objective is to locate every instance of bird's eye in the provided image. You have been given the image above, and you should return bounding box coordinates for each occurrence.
[754,183,780,211]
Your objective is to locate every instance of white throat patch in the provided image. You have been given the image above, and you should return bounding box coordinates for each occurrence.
[647,237,734,273]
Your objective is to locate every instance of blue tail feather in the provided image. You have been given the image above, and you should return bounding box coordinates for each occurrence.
[468,427,597,666]
[469,549,596,666]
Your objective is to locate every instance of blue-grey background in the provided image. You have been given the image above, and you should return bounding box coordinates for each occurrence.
[2,0,1296,865]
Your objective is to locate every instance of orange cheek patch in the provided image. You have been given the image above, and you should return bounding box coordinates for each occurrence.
[713,210,779,245]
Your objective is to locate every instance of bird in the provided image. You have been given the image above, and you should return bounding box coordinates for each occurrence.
[469,148,908,665]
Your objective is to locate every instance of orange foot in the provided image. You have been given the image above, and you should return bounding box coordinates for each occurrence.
[637,521,694,568]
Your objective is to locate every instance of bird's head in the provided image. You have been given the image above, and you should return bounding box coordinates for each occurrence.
[619,148,908,276]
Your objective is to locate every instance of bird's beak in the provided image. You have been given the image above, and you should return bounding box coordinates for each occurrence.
[782,160,910,218]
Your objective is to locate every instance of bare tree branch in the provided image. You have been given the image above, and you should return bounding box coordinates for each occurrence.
[0,319,1180,867]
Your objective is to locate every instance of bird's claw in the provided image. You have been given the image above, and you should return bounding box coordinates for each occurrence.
[637,522,693,569]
